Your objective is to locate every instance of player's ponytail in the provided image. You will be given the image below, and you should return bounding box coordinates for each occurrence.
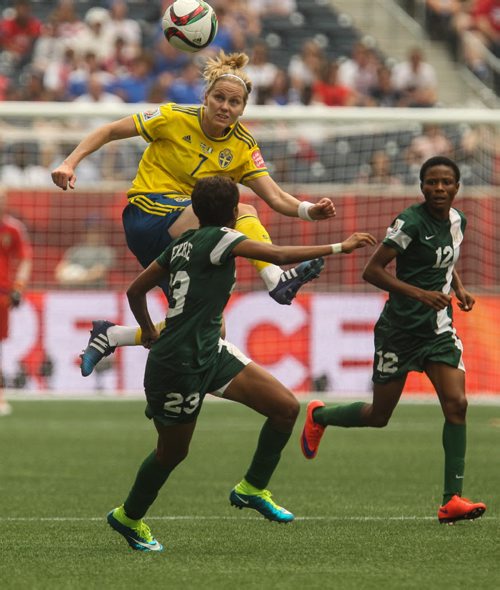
[203,50,253,97]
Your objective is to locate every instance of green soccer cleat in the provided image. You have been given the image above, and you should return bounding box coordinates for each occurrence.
[229,481,294,523]
[107,505,163,552]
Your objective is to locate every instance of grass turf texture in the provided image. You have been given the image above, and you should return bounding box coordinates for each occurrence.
[0,400,498,590]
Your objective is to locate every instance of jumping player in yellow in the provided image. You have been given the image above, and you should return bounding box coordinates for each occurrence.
[51,51,336,377]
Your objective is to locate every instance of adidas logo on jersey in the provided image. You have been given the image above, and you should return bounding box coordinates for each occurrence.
[182,135,192,143]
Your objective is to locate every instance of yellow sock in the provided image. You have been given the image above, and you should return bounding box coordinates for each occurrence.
[235,214,273,273]
[134,320,166,345]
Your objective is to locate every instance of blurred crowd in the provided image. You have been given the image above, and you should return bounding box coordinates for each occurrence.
[0,0,499,189]
[0,0,443,107]
[409,0,500,93]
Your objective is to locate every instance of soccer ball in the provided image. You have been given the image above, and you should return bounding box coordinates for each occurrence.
[162,0,218,53]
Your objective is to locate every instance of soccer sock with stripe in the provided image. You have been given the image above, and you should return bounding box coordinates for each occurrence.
[313,402,367,427]
[234,214,283,288]
[442,421,466,504]
[104,321,166,347]
[243,419,292,490]
[123,451,174,520]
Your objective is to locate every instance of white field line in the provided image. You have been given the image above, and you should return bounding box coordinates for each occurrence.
[0,515,495,522]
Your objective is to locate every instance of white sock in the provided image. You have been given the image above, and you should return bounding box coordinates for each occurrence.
[259,264,284,291]
[106,325,138,347]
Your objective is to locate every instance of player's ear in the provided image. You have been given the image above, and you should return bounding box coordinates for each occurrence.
[203,92,208,106]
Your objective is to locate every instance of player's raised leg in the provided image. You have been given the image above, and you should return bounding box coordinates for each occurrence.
[235,205,325,305]
[80,319,167,376]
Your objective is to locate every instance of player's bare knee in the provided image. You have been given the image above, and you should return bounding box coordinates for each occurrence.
[279,396,300,427]
[443,396,468,422]
[366,409,391,428]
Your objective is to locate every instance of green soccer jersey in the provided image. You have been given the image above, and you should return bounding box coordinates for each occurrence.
[381,202,467,337]
[149,226,247,372]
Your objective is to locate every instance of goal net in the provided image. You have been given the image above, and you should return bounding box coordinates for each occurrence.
[1,102,499,396]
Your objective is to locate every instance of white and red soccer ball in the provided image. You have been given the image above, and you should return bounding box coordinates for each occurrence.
[162,0,218,53]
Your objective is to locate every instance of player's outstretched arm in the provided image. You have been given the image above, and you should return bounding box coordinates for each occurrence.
[51,116,139,191]
[246,175,336,220]
[232,232,376,265]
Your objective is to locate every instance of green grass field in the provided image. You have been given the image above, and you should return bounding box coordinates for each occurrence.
[0,399,498,590]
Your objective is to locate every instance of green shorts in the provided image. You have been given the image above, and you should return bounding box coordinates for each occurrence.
[144,339,251,425]
[372,315,465,384]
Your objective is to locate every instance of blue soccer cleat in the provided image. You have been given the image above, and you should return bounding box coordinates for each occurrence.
[269,258,325,305]
[80,320,116,377]
[229,483,294,523]
[107,506,163,552]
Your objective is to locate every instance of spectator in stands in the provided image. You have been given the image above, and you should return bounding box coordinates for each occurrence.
[73,72,123,106]
[103,35,137,78]
[1,142,51,187]
[18,67,56,101]
[67,50,115,99]
[245,41,278,105]
[31,19,67,73]
[425,0,466,41]
[368,65,405,107]
[48,0,86,42]
[406,124,454,166]
[0,0,42,76]
[455,0,500,83]
[110,51,156,103]
[311,60,358,107]
[152,34,190,76]
[73,73,124,128]
[167,61,204,104]
[337,42,380,98]
[0,72,10,101]
[288,39,325,104]
[391,47,438,107]
[69,6,115,64]
[43,45,78,101]
[260,68,299,105]
[0,186,32,416]
[55,219,116,289]
[223,0,262,42]
[105,0,142,58]
[356,150,402,185]
[252,0,297,16]
[207,6,246,55]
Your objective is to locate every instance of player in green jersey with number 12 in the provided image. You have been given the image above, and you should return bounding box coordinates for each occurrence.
[301,156,486,525]
[106,175,376,552]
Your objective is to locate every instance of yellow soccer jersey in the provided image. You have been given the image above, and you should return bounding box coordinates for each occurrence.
[129,103,269,198]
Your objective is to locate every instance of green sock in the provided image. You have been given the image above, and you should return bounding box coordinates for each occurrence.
[442,421,466,504]
[244,419,292,490]
[313,402,366,427]
[124,451,174,520]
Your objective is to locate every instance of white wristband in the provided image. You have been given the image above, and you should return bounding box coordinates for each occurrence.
[298,201,315,221]
[331,243,343,254]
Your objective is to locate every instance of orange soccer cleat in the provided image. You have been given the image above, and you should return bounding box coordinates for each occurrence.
[300,400,326,459]
[438,495,486,524]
